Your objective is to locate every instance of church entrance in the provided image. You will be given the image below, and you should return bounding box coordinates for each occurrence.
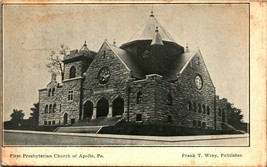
[112,97,124,117]
[83,101,93,119]
[96,97,109,118]
[64,113,68,124]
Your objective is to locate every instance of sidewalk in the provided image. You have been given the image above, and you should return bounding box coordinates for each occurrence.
[4,129,249,143]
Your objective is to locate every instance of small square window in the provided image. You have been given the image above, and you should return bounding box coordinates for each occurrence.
[136,114,142,122]
[193,120,197,127]
[167,115,172,123]
[68,91,74,101]
[197,121,201,128]
[202,122,206,128]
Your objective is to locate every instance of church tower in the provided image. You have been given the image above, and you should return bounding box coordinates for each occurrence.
[61,41,96,123]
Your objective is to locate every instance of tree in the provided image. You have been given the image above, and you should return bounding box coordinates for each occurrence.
[226,103,244,130]
[29,102,39,126]
[10,109,25,127]
[46,44,69,81]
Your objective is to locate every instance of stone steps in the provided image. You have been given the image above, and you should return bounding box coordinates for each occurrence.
[222,122,246,134]
[55,126,103,133]
[73,116,124,126]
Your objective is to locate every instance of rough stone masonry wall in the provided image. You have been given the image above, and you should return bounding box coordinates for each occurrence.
[216,97,228,128]
[64,61,85,80]
[153,79,183,126]
[39,60,85,126]
[128,75,158,124]
[60,78,82,124]
[175,52,216,129]
[82,42,130,115]
[38,81,64,126]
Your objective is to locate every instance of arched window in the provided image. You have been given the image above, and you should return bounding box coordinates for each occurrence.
[53,104,56,113]
[52,88,55,96]
[137,91,143,104]
[218,108,222,116]
[207,106,210,115]
[48,89,51,97]
[102,51,106,59]
[188,101,192,111]
[202,104,206,114]
[198,103,202,113]
[45,105,48,113]
[49,104,52,113]
[193,102,197,112]
[167,93,173,106]
[69,66,76,79]
[197,57,200,65]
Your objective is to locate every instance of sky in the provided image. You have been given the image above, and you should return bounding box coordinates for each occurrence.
[3,4,249,122]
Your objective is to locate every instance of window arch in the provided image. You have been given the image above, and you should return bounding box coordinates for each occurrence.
[207,106,210,115]
[69,66,76,79]
[187,101,192,111]
[102,51,106,59]
[167,93,173,106]
[52,88,55,96]
[137,91,143,104]
[193,102,197,112]
[197,57,200,65]
[49,104,52,113]
[45,105,48,113]
[48,89,51,97]
[198,103,202,113]
[218,108,222,116]
[53,104,56,113]
[202,104,206,114]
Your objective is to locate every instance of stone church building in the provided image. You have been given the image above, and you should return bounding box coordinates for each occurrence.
[38,12,229,131]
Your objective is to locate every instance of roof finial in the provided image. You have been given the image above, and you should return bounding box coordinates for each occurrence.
[150,8,154,17]
[113,39,116,46]
[155,25,159,32]
[84,40,87,46]
[185,43,190,52]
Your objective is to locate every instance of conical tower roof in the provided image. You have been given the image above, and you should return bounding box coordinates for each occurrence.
[128,12,175,43]
[151,26,164,45]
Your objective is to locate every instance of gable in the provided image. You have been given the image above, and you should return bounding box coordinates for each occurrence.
[163,51,196,81]
[83,41,132,89]
[179,50,215,88]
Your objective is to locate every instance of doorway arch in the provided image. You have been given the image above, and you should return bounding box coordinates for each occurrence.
[83,101,93,119]
[64,113,68,124]
[112,97,124,117]
[96,97,109,118]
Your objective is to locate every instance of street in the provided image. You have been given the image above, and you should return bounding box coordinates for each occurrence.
[3,130,249,146]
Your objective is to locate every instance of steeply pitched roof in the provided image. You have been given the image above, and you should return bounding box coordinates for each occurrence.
[106,42,144,79]
[128,14,175,43]
[163,51,197,81]
[151,26,164,46]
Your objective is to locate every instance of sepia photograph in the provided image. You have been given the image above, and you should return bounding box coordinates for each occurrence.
[3,3,250,146]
